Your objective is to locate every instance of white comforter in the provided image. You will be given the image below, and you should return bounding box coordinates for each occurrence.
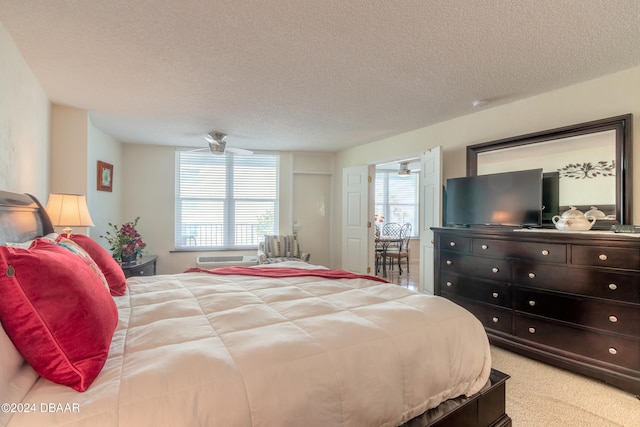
[8,268,491,427]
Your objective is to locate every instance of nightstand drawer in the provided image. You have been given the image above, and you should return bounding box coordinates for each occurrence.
[122,255,157,278]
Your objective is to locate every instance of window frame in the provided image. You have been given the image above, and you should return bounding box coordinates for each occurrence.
[374,169,419,237]
[174,150,280,251]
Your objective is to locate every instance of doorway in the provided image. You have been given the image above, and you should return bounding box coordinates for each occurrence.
[340,147,442,293]
[373,159,420,284]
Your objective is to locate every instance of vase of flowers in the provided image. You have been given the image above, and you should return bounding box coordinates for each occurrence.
[101,217,147,263]
[374,213,385,237]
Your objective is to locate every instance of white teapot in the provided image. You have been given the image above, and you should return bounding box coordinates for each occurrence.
[552,206,596,231]
[584,206,607,219]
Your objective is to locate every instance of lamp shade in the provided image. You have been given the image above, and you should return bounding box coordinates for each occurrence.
[45,193,95,228]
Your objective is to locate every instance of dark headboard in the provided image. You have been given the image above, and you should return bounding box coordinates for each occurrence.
[0,190,54,245]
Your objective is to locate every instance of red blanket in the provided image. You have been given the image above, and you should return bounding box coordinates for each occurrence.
[184,266,389,283]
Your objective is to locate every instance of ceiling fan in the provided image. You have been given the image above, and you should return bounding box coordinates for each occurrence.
[192,131,253,155]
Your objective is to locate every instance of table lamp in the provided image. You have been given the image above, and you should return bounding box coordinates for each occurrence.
[45,193,95,237]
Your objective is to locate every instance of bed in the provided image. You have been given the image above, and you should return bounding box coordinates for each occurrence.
[0,190,510,427]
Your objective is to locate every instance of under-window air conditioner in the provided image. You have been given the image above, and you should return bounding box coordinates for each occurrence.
[196,255,258,268]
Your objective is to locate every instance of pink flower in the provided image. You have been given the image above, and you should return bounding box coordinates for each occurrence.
[100,216,147,262]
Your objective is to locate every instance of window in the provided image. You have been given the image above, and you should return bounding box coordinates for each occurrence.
[175,151,279,250]
[374,169,418,236]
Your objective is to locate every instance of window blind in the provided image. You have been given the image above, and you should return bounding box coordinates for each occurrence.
[175,151,279,249]
[374,170,419,236]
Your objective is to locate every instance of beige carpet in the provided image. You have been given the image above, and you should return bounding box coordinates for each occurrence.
[490,346,640,426]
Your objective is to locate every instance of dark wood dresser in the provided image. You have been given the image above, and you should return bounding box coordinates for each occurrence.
[432,227,640,394]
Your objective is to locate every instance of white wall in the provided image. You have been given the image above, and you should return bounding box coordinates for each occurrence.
[49,105,123,243]
[3,21,639,274]
[0,23,50,200]
[87,119,122,243]
[121,143,176,273]
[291,153,334,267]
[334,66,640,267]
[0,24,124,243]
[120,145,336,274]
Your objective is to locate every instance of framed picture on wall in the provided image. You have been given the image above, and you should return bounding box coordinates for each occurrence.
[97,161,113,192]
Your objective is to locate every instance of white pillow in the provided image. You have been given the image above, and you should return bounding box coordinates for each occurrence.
[251,261,328,270]
[4,233,59,249]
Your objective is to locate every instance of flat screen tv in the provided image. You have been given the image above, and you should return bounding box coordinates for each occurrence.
[445,168,543,227]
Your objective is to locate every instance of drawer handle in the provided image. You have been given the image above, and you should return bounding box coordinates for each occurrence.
[492,292,499,298]
[528,300,536,307]
[528,327,536,334]
[608,283,617,291]
[599,254,608,261]
[449,241,456,247]
[492,317,499,323]
[541,249,549,256]
[481,244,488,250]
[446,281,452,287]
[609,315,618,323]
[609,347,617,355]
[446,260,452,265]
[528,272,536,279]
[492,267,499,273]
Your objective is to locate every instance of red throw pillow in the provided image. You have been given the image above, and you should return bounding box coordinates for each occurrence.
[54,236,110,292]
[67,234,127,296]
[0,239,118,392]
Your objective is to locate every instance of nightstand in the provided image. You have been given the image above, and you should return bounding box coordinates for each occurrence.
[121,255,158,278]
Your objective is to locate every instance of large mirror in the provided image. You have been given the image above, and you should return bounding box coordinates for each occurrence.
[467,114,633,225]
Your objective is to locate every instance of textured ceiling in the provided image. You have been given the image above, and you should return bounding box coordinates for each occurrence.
[2,1,640,152]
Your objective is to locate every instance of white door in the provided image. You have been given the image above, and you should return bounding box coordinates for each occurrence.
[419,146,442,294]
[293,174,331,267]
[342,165,374,274]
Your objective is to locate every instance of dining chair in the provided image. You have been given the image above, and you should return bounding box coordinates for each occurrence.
[375,223,399,276]
[382,222,402,238]
[382,222,402,251]
[385,223,412,275]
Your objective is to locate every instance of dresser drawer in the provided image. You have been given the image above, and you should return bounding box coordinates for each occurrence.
[440,272,511,307]
[513,262,640,303]
[515,314,640,371]
[473,239,566,263]
[440,252,511,282]
[439,234,471,253]
[443,294,512,334]
[514,287,640,336]
[572,245,640,270]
